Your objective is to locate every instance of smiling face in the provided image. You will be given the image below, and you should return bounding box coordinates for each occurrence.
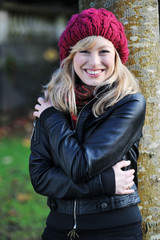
[73,36,116,86]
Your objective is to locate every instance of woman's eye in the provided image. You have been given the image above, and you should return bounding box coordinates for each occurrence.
[79,50,89,54]
[100,50,110,54]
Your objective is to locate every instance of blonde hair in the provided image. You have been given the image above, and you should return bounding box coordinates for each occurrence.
[45,36,139,117]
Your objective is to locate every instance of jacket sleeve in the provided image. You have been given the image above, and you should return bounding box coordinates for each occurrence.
[29,119,115,198]
[40,93,146,183]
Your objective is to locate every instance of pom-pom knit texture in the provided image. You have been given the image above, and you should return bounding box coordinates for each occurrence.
[58,8,129,64]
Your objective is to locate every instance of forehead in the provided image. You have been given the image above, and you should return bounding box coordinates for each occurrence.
[78,36,114,49]
[92,36,114,49]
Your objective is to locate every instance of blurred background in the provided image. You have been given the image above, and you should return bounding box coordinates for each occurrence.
[0,0,78,127]
[0,0,78,239]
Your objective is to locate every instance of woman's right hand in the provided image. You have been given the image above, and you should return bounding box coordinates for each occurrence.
[113,160,135,195]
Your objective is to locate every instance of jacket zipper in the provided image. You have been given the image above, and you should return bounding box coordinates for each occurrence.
[67,98,97,239]
[67,200,79,239]
[33,120,37,141]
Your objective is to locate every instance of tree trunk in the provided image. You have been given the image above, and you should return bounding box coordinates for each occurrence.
[79,1,160,239]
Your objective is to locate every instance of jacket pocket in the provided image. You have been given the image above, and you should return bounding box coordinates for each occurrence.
[31,118,40,146]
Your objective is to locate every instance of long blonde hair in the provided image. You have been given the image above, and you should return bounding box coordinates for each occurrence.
[45,36,139,117]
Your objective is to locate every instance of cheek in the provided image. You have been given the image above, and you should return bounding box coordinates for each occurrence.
[105,55,115,71]
[73,55,85,76]
[73,55,80,72]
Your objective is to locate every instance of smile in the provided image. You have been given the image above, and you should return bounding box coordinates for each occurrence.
[85,69,104,75]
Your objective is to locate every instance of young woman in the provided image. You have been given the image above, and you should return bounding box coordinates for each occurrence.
[29,8,146,240]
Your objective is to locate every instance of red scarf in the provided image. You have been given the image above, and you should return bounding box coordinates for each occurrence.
[71,83,95,128]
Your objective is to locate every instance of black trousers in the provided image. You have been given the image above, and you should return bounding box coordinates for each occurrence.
[41,222,142,240]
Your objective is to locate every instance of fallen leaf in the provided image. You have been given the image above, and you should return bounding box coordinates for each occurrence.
[22,138,30,148]
[16,193,32,202]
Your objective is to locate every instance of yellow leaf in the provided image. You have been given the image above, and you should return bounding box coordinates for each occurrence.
[22,138,30,148]
[16,193,32,202]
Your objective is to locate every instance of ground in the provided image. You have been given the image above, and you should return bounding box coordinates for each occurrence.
[0,118,49,240]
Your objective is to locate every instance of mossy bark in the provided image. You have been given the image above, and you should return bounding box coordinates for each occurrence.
[79,1,160,239]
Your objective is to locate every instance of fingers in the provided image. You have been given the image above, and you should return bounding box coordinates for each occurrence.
[125,188,135,194]
[116,160,131,169]
[124,180,135,193]
[124,174,134,187]
[125,169,135,178]
[35,104,40,110]
[38,95,52,105]
[33,96,52,118]
[33,104,40,117]
[114,160,135,175]
[44,90,48,99]
[33,111,39,118]
[124,179,134,189]
[37,97,44,104]
[123,170,135,192]
[116,180,135,195]
[33,100,43,118]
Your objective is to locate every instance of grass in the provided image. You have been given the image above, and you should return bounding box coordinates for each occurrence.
[0,136,49,240]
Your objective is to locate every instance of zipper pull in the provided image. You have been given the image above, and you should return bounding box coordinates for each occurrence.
[67,227,79,240]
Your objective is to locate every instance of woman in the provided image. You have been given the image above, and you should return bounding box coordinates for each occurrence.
[29,8,146,240]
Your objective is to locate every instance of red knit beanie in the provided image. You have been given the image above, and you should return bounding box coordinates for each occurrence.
[58,8,129,64]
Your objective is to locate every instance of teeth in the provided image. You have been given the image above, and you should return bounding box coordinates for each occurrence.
[86,70,102,75]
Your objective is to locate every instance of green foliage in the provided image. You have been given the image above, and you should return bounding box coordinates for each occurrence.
[0,137,49,240]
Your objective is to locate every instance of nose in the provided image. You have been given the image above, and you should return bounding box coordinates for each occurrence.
[89,52,101,67]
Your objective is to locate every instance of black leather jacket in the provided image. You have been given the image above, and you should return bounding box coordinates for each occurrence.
[29,92,146,218]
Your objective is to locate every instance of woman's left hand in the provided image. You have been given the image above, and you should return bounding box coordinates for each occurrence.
[113,160,135,195]
[33,97,52,118]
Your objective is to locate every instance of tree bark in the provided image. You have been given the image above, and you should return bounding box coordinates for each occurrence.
[79,1,160,239]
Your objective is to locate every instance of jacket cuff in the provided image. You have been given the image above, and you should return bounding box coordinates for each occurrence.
[40,107,57,125]
[100,168,115,195]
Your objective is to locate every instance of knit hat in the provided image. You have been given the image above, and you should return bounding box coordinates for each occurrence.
[58,8,129,64]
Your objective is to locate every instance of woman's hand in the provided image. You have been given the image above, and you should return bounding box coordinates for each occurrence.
[33,96,52,118]
[113,160,135,195]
